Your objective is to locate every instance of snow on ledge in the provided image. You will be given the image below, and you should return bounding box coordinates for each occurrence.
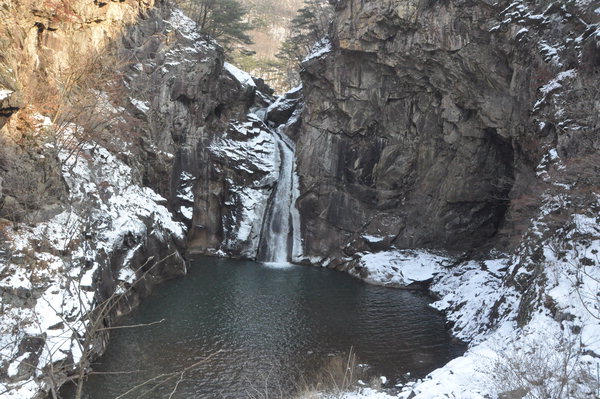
[361,234,385,243]
[0,89,13,101]
[131,98,150,113]
[167,9,201,41]
[303,37,332,62]
[224,62,256,88]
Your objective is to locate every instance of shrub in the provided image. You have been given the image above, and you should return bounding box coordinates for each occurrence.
[246,348,363,399]
[488,331,599,399]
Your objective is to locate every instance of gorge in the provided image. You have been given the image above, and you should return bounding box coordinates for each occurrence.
[0,0,599,398]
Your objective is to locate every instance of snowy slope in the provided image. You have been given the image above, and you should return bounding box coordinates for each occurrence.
[0,118,186,398]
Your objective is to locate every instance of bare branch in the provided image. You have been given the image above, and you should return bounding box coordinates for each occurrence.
[114,350,222,399]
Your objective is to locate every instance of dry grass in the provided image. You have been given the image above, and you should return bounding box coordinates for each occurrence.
[296,348,361,398]
[246,348,363,399]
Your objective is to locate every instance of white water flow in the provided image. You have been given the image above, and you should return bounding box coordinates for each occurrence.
[259,126,297,264]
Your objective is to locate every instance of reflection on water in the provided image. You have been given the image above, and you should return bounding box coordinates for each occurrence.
[64,257,465,398]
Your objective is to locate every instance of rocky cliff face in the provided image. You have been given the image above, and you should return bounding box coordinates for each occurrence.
[295,0,600,266]
[114,7,271,255]
[0,1,275,397]
[0,0,155,128]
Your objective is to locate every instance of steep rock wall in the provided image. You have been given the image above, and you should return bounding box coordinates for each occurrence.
[295,0,600,264]
[0,0,159,224]
[0,0,155,128]
[112,7,267,255]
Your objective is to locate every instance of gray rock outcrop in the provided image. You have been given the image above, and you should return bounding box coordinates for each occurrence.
[294,0,600,265]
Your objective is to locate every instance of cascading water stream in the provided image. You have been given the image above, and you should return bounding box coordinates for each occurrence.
[255,107,302,264]
[260,132,293,263]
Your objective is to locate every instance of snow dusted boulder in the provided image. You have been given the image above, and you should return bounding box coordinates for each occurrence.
[266,85,302,126]
[346,249,454,288]
[224,62,257,96]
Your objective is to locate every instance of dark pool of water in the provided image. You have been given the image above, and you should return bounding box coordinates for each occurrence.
[63,257,464,398]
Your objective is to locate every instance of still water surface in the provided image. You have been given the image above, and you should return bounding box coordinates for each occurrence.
[67,257,464,398]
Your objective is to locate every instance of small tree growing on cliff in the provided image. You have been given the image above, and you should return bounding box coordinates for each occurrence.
[276,0,333,86]
[278,0,332,60]
[174,0,253,51]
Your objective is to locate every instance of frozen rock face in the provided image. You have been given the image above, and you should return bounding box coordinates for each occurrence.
[118,7,302,261]
[295,0,600,263]
[188,86,303,260]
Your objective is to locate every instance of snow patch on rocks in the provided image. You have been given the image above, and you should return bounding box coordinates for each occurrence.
[335,187,600,399]
[0,123,185,398]
[166,8,201,42]
[208,114,280,258]
[224,62,256,88]
[349,250,453,287]
[304,37,332,62]
[396,197,600,398]
[130,98,150,113]
[0,89,13,101]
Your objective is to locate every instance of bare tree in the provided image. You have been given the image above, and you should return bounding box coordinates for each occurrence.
[28,253,193,399]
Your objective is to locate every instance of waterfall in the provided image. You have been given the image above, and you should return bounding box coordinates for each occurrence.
[257,124,301,264]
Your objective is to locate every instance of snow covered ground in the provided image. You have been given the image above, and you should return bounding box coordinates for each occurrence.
[323,230,599,398]
[349,249,454,287]
[0,89,13,102]
[329,149,600,398]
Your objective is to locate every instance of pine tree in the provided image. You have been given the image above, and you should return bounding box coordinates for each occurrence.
[176,0,253,50]
[275,0,333,87]
[277,0,333,63]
